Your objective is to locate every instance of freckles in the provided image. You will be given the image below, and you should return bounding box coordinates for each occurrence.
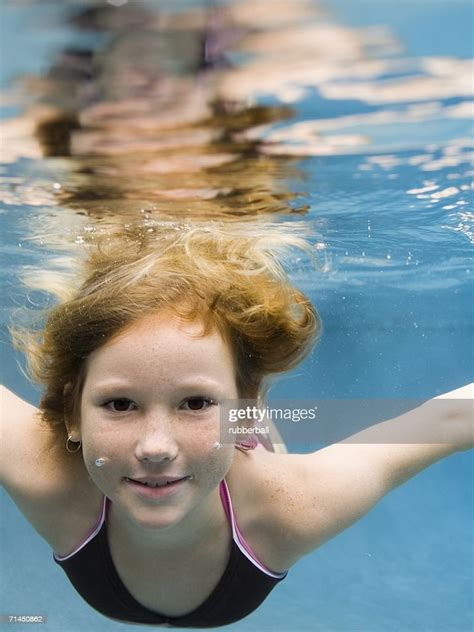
[209,446,234,477]
[190,441,233,479]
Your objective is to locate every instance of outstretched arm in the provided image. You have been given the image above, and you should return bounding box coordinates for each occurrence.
[336,382,473,489]
[279,384,473,560]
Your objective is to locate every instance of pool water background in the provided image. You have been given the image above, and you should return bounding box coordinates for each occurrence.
[1,0,472,630]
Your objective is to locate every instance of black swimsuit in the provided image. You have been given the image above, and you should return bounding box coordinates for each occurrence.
[53,479,287,627]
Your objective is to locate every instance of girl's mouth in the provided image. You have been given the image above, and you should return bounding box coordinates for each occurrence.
[124,476,193,498]
[125,476,192,488]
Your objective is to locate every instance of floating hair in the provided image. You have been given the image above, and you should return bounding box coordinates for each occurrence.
[11,220,322,438]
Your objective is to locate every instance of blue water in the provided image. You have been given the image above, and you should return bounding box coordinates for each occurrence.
[1,0,472,631]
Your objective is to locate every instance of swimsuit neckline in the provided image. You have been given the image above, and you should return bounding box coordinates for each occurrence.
[101,480,240,622]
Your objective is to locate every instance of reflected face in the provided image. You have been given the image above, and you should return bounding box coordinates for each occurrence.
[77,311,238,530]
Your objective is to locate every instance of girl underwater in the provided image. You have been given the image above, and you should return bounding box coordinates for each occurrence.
[1,222,473,627]
[1,1,473,627]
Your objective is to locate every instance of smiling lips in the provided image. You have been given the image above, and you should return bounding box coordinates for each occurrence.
[125,475,192,488]
[124,475,192,499]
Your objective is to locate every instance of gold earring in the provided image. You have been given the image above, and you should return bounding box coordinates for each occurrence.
[66,434,82,453]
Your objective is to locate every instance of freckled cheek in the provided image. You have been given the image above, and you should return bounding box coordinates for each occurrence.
[190,442,234,485]
[79,417,125,473]
[179,421,224,456]
[174,418,230,467]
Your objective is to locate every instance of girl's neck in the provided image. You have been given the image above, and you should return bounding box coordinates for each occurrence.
[107,483,228,559]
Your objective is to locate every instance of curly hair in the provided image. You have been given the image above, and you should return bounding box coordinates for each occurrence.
[12,221,322,443]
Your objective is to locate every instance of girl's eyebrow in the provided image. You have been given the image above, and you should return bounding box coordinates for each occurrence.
[89,377,223,393]
[174,377,223,390]
[88,380,133,393]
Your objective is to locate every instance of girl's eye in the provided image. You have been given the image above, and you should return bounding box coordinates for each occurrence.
[182,397,217,412]
[103,399,136,413]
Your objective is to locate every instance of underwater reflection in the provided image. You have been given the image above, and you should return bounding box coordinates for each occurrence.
[1,0,471,264]
[4,0,320,223]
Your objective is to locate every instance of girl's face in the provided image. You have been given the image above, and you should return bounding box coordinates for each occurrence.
[77,311,239,531]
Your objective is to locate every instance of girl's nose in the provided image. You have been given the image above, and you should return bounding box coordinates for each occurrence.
[134,418,179,463]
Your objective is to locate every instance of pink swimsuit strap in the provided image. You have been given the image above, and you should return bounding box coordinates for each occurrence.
[53,495,108,562]
[218,478,286,578]
[55,478,286,578]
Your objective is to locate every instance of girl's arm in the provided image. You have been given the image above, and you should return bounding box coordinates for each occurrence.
[0,385,69,493]
[1,385,99,553]
[0,385,40,488]
[274,384,473,560]
[335,382,473,489]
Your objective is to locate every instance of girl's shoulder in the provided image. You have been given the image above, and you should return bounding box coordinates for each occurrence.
[229,440,405,570]
[1,386,103,555]
[226,447,315,571]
